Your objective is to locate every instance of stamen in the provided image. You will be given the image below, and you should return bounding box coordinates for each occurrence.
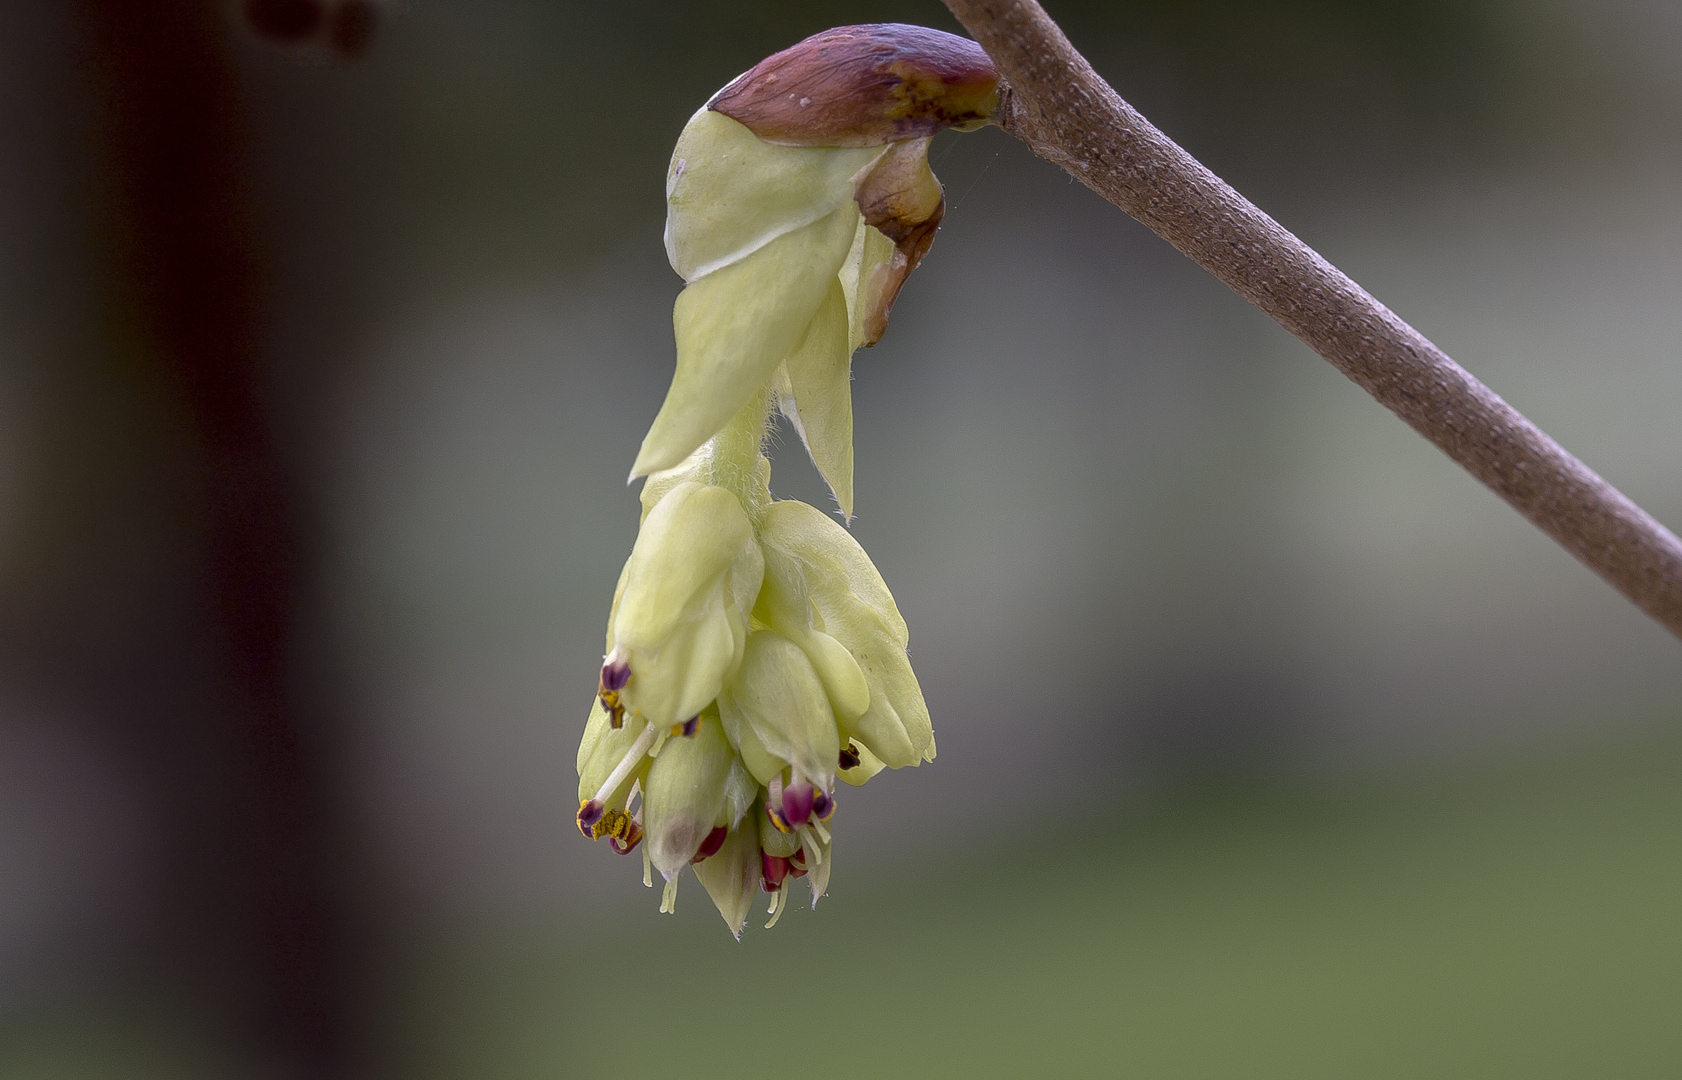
[690,825,728,863]
[575,799,605,838]
[601,658,630,692]
[642,842,652,887]
[766,886,780,916]
[838,742,861,770]
[797,826,823,866]
[811,819,831,844]
[659,875,679,914]
[647,728,672,759]
[591,721,658,805]
[812,790,834,821]
[607,812,643,854]
[680,715,700,738]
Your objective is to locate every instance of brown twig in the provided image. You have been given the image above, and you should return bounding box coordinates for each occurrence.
[940,0,1682,642]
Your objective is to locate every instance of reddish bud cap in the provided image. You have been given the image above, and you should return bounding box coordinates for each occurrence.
[711,23,999,148]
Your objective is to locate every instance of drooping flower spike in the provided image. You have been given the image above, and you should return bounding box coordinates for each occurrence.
[576,23,996,936]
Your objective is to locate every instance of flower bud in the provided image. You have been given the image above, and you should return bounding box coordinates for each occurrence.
[757,500,933,770]
[642,712,757,879]
[717,630,841,793]
[691,812,761,938]
[710,24,999,149]
[605,482,764,729]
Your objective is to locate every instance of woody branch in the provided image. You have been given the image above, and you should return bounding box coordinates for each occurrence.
[941,0,1682,642]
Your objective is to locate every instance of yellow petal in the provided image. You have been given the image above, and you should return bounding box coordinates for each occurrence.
[664,108,883,283]
[837,740,887,787]
[610,483,764,727]
[633,205,861,478]
[751,543,870,722]
[691,812,760,938]
[717,630,840,787]
[643,714,736,876]
[576,694,611,777]
[757,500,931,768]
[777,278,856,518]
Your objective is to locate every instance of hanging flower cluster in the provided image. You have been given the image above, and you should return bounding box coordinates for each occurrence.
[575,24,999,936]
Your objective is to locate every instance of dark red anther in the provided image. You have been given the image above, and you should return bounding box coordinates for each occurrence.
[812,790,833,821]
[782,783,814,827]
[838,742,861,770]
[609,826,643,855]
[601,659,631,692]
[690,825,728,863]
[761,853,791,891]
[680,716,700,738]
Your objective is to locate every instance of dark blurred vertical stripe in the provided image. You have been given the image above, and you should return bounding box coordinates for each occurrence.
[74,3,353,1074]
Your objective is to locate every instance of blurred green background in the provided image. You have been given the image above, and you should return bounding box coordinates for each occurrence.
[0,1,1680,1076]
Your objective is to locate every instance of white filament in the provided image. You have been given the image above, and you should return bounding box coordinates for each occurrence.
[660,875,679,914]
[765,881,790,929]
[797,826,822,866]
[593,722,659,805]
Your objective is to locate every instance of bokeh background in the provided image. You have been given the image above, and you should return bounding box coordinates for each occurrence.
[2,1,1681,1076]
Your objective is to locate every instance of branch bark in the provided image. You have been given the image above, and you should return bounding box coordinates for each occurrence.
[941,0,1682,642]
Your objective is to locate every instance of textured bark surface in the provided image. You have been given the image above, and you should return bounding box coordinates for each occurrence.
[942,0,1682,642]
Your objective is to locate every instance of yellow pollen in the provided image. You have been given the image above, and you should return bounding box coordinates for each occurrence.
[599,688,625,729]
[581,805,637,843]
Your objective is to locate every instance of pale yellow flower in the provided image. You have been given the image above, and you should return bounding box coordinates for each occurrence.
[601,481,762,732]
[576,22,996,935]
